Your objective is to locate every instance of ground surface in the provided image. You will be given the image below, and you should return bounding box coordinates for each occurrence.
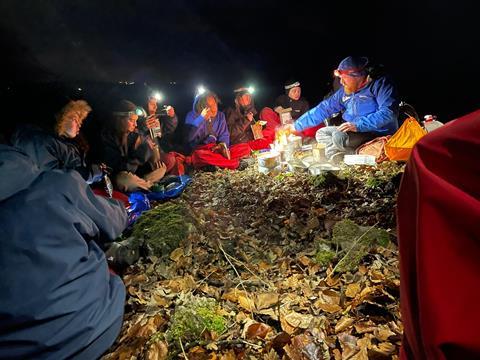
[103,162,404,360]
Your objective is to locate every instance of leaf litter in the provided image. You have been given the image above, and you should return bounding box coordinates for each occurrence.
[102,161,404,359]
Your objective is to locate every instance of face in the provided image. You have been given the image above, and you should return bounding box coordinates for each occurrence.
[288,87,301,101]
[237,93,252,107]
[122,113,139,133]
[147,98,158,115]
[339,74,367,94]
[206,96,218,117]
[63,112,81,138]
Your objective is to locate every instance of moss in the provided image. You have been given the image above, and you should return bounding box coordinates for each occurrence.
[332,219,390,273]
[315,249,336,266]
[131,202,191,257]
[166,296,226,344]
[309,172,341,188]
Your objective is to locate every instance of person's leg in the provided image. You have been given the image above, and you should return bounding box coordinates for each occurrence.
[316,126,348,159]
[190,144,240,170]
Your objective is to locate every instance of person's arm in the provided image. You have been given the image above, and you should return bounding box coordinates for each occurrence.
[354,77,399,132]
[294,90,344,131]
[216,112,231,146]
[161,113,178,136]
[185,111,208,145]
[226,108,251,137]
[65,170,128,243]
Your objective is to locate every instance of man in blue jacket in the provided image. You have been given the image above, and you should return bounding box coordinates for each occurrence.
[293,56,399,161]
[0,145,127,359]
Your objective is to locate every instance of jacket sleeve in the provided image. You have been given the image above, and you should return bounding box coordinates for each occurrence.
[65,170,128,243]
[161,114,178,136]
[354,77,399,132]
[185,111,207,147]
[216,112,230,146]
[294,90,345,131]
[226,108,251,140]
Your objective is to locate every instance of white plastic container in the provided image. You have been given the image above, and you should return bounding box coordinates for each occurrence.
[423,115,443,132]
[257,151,280,169]
[343,154,376,166]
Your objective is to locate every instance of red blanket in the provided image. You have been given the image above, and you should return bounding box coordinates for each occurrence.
[397,109,480,359]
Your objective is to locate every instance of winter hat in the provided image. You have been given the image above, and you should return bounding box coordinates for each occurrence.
[336,56,369,77]
[284,79,300,90]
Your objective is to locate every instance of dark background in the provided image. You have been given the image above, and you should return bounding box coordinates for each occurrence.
[0,0,478,138]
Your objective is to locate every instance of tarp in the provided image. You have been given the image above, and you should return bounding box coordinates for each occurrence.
[397,109,480,359]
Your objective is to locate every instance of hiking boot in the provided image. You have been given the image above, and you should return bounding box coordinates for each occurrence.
[105,237,140,269]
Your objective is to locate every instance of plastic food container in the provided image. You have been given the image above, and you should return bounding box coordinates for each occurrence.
[343,154,376,166]
[257,151,280,169]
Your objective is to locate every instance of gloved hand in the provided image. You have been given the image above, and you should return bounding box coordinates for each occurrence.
[115,171,152,192]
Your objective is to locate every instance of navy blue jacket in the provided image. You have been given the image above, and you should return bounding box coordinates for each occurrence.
[0,145,127,359]
[11,125,101,183]
[294,76,399,135]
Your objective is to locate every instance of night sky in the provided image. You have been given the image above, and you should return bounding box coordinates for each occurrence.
[0,0,478,123]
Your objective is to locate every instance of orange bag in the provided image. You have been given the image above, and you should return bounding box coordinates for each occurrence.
[356,135,391,163]
[385,117,427,161]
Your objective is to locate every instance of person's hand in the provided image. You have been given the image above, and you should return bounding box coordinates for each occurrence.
[116,171,152,192]
[337,122,357,132]
[145,116,160,129]
[211,142,231,159]
[144,162,167,183]
[246,112,254,122]
[201,107,211,120]
[274,106,284,114]
[283,123,296,133]
[166,105,175,117]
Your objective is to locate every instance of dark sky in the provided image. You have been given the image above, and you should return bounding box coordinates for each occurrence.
[0,0,478,120]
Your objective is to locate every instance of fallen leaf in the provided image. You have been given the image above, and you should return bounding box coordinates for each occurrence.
[169,247,184,262]
[345,283,361,298]
[245,322,271,339]
[335,316,355,333]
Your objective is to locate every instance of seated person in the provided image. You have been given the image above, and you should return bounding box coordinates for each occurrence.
[184,91,250,170]
[292,56,399,161]
[225,87,273,150]
[97,100,167,192]
[11,99,103,183]
[136,94,185,175]
[260,79,319,138]
[0,145,127,360]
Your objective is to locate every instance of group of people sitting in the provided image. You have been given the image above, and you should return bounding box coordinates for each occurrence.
[0,55,403,359]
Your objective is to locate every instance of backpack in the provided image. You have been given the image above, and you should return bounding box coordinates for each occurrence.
[356,136,391,163]
[385,117,427,161]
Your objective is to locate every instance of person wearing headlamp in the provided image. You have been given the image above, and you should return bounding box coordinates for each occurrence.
[291,56,399,162]
[97,100,167,192]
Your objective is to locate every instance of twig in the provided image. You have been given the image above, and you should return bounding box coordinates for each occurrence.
[331,221,379,274]
[224,251,275,289]
[169,338,262,358]
[179,338,188,359]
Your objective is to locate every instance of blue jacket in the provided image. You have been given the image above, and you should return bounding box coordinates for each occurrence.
[294,76,399,134]
[11,124,102,184]
[184,96,230,153]
[0,145,127,360]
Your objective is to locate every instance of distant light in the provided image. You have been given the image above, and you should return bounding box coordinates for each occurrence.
[128,81,135,85]
[197,85,206,96]
[77,87,82,91]
[169,81,177,85]
[248,86,255,94]
[153,91,163,101]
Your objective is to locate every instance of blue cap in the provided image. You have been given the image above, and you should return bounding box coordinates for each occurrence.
[337,56,369,77]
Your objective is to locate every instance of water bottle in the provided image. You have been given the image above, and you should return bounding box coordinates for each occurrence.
[423,115,443,133]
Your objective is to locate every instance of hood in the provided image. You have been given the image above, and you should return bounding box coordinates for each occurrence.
[0,145,42,201]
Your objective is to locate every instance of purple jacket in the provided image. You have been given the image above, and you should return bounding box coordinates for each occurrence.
[184,97,230,153]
